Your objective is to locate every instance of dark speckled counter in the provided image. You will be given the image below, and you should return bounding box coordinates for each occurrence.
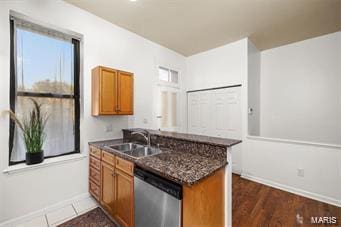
[89,129,241,185]
[134,150,227,185]
[89,139,124,149]
[123,128,241,147]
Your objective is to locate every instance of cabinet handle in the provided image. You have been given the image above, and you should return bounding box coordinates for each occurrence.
[112,172,116,177]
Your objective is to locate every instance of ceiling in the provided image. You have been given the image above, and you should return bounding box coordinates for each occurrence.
[65,0,341,56]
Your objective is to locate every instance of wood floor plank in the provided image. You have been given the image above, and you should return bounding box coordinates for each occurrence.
[232,174,341,227]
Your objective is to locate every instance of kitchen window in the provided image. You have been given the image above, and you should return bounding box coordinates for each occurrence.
[9,17,80,165]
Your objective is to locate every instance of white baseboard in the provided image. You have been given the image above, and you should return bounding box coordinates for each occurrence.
[241,173,341,207]
[0,193,91,227]
[232,168,242,175]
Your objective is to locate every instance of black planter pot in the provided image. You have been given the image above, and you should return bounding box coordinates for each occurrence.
[26,151,44,165]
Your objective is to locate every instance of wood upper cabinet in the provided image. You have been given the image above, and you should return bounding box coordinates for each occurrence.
[101,161,116,215]
[117,71,134,115]
[114,169,134,227]
[92,66,134,116]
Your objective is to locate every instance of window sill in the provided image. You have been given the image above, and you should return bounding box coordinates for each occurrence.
[2,153,87,175]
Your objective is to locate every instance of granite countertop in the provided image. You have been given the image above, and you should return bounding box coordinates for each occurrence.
[134,150,227,185]
[123,128,242,147]
[88,138,228,185]
[89,139,124,148]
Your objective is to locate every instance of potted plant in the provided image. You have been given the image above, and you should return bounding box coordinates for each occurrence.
[8,98,48,165]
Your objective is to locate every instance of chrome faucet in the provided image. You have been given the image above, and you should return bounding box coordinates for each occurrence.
[131,130,151,146]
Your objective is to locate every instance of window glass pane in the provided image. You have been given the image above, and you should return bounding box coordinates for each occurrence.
[11,97,75,162]
[159,67,169,82]
[16,28,74,94]
[170,70,178,84]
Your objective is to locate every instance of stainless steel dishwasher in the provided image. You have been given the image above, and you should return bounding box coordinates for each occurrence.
[134,166,182,227]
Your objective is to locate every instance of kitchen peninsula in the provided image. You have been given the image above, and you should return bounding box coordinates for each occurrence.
[89,129,241,227]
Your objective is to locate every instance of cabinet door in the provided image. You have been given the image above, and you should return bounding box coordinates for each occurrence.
[114,169,134,227]
[117,71,134,115]
[101,162,115,215]
[183,168,225,227]
[100,68,117,114]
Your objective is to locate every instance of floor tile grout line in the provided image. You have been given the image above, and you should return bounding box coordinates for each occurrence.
[71,203,78,216]
[16,199,95,226]
[44,204,78,227]
[44,214,50,227]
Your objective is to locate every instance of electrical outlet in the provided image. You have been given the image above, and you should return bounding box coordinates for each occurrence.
[106,124,113,132]
[297,168,304,177]
[143,118,148,124]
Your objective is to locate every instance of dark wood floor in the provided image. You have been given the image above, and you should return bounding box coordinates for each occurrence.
[232,174,341,227]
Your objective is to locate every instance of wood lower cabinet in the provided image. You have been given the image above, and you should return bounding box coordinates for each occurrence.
[101,161,115,215]
[89,145,134,227]
[89,180,100,201]
[89,146,102,201]
[115,156,134,175]
[114,169,134,227]
[89,145,225,227]
[183,168,225,227]
[92,66,134,116]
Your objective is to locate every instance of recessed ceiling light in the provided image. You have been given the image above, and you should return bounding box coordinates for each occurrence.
[130,0,137,2]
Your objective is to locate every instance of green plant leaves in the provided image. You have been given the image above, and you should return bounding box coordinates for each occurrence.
[8,98,48,153]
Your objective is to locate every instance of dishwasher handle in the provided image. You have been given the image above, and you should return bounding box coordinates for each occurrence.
[134,166,182,200]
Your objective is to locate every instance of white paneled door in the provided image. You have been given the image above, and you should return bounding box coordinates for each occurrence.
[187,86,242,173]
[211,89,229,138]
[157,86,180,132]
[199,91,211,135]
[187,92,200,134]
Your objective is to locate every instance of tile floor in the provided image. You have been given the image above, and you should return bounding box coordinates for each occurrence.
[14,197,98,227]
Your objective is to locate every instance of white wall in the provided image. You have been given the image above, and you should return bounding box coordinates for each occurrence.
[243,33,341,206]
[247,41,261,136]
[185,36,341,206]
[242,138,341,206]
[186,39,247,91]
[0,0,186,222]
[259,32,341,145]
[185,39,247,175]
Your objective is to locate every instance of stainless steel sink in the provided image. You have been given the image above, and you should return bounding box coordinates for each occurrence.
[108,143,144,152]
[124,146,162,158]
[105,143,162,159]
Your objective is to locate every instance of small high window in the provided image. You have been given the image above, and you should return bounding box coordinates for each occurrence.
[158,67,179,84]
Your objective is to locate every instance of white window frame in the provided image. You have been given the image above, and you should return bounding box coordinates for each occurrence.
[157,66,180,89]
